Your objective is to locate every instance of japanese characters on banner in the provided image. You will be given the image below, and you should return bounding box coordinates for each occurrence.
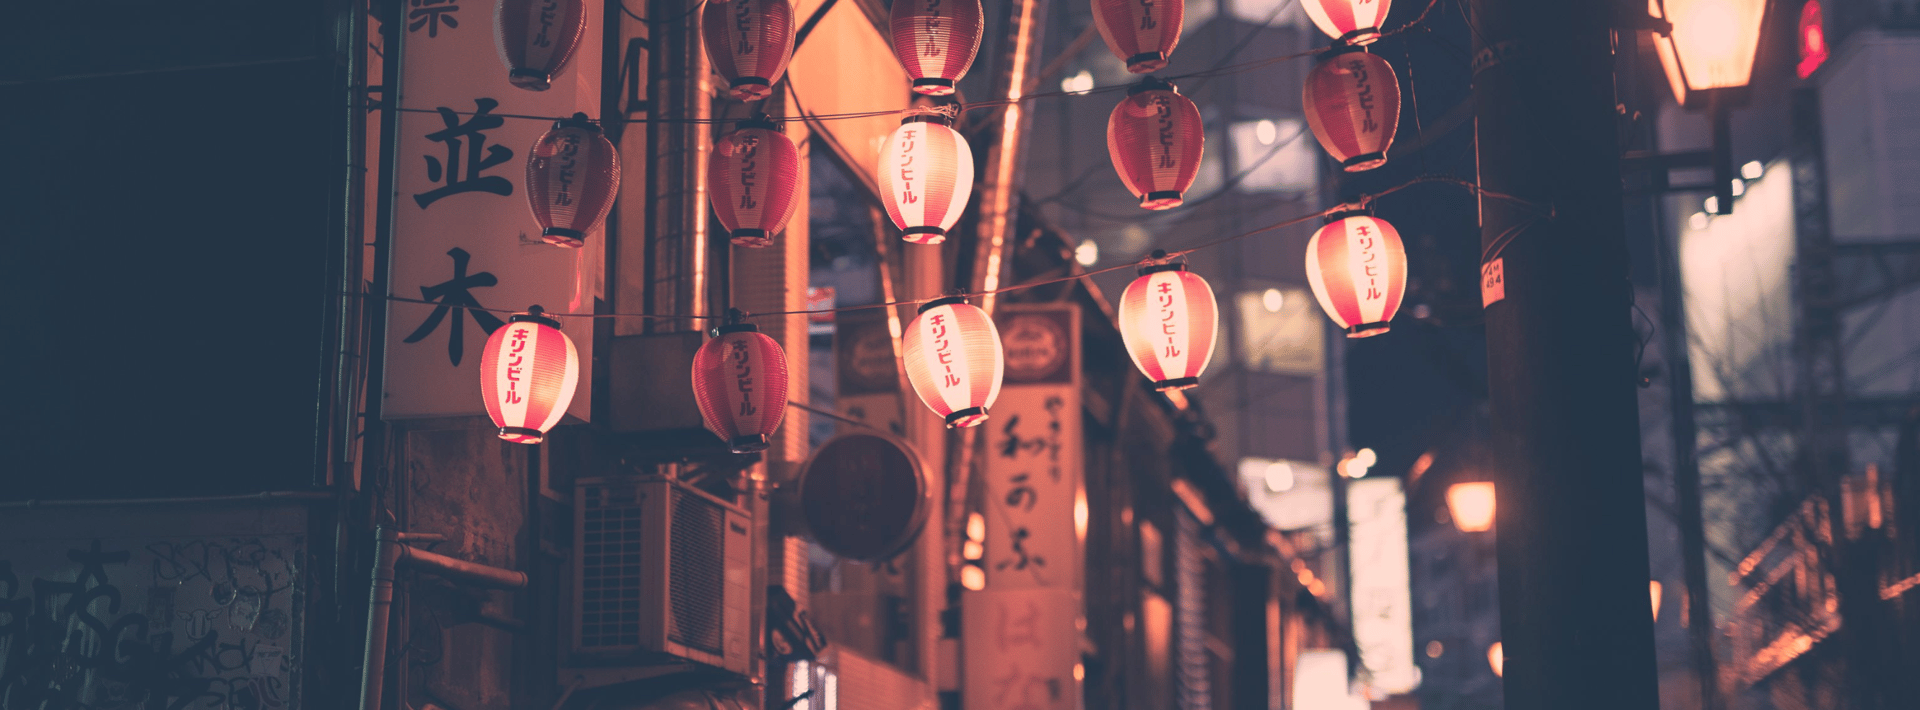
[966,304,1083,710]
[1347,476,1419,695]
[384,1,603,419]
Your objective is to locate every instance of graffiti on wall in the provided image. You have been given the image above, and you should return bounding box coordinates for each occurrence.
[0,534,303,710]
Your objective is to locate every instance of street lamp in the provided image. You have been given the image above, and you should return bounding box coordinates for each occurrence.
[1634,0,1769,215]
[1447,481,1496,533]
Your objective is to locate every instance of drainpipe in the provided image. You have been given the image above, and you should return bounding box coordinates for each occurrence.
[359,528,530,710]
[646,0,714,329]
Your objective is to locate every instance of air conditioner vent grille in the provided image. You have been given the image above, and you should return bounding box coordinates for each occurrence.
[668,488,726,655]
[579,483,646,649]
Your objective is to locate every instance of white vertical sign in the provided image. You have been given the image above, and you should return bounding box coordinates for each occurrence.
[1347,477,1418,694]
[384,2,603,419]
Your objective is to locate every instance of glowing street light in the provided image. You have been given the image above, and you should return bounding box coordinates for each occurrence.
[1647,0,1769,108]
[1447,481,1496,533]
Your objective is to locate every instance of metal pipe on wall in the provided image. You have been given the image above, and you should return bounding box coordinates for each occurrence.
[646,0,714,330]
[358,527,530,710]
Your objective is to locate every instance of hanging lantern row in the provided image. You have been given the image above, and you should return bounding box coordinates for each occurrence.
[1300,0,1392,46]
[880,113,977,244]
[1108,78,1205,210]
[692,314,792,453]
[1305,208,1407,338]
[1092,0,1184,74]
[1118,252,1219,391]
[1303,49,1400,172]
[526,113,622,248]
[481,307,582,444]
[903,295,1006,428]
[703,0,799,101]
[710,116,803,247]
[890,0,987,95]
[497,0,591,91]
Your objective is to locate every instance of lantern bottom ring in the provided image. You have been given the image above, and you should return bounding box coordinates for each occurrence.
[1336,28,1382,46]
[945,407,989,428]
[508,69,553,92]
[542,227,587,248]
[1345,321,1391,338]
[902,226,948,245]
[1141,191,1185,210]
[497,426,547,444]
[729,434,772,454]
[1152,376,1200,392]
[730,228,775,248]
[1340,152,1387,172]
[911,78,957,95]
[1126,52,1168,73]
[728,78,774,101]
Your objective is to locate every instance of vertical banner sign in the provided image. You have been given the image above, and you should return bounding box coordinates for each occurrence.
[835,310,907,436]
[965,305,1082,710]
[384,1,604,419]
[1347,476,1418,694]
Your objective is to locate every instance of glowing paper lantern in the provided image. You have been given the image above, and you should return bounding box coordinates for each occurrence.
[691,321,791,453]
[1446,482,1496,533]
[702,0,797,101]
[525,114,621,248]
[901,296,1004,428]
[1107,79,1205,210]
[1300,0,1393,46]
[1091,0,1183,73]
[879,115,975,244]
[480,307,581,444]
[710,117,801,247]
[1649,0,1769,106]
[496,0,589,91]
[890,0,985,96]
[1305,209,1407,338]
[1303,50,1400,172]
[1118,256,1218,391]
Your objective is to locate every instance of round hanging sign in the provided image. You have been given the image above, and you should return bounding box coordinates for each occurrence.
[799,432,930,561]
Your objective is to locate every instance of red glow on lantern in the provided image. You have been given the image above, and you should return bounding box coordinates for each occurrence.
[692,322,791,453]
[1107,79,1205,210]
[496,0,589,91]
[1118,259,1218,391]
[525,114,620,248]
[710,118,801,247]
[480,308,581,444]
[1797,1,1828,79]
[879,115,975,244]
[1300,0,1393,46]
[890,0,985,95]
[703,0,797,101]
[1305,210,1408,338]
[1092,0,1183,73]
[1304,50,1400,172]
[902,296,1004,428]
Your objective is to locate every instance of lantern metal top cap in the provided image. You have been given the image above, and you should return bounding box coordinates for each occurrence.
[1138,249,1188,276]
[737,112,783,132]
[713,308,760,335]
[1127,76,1178,96]
[918,294,970,313]
[1324,203,1372,222]
[901,105,958,127]
[553,112,602,132]
[510,305,563,329]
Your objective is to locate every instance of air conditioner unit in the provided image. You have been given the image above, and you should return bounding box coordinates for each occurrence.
[568,476,754,677]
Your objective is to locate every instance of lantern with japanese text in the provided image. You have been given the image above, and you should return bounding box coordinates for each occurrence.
[889,0,985,95]
[496,0,590,91]
[902,296,1005,428]
[879,114,975,244]
[702,0,797,101]
[1092,0,1184,73]
[1303,50,1399,172]
[1305,209,1407,338]
[1300,0,1393,46]
[1118,253,1218,391]
[526,113,621,248]
[692,320,791,453]
[1108,78,1205,210]
[480,307,581,444]
[710,116,801,247]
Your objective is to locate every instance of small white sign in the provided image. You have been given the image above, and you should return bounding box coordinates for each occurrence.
[1481,258,1506,307]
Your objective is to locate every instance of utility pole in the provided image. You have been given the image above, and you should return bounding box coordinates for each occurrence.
[1469,1,1662,709]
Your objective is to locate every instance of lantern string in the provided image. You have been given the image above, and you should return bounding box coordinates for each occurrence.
[1378,0,1446,40]
[785,401,887,431]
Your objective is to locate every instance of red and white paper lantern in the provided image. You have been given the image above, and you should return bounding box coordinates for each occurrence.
[879,114,975,244]
[890,0,985,96]
[702,0,797,101]
[480,307,581,444]
[1305,209,1407,338]
[1118,256,1218,391]
[525,114,621,248]
[1303,50,1400,172]
[1092,0,1184,73]
[710,117,801,247]
[692,321,791,453]
[496,0,589,91]
[902,296,1004,428]
[1300,0,1393,46]
[1108,79,1205,210]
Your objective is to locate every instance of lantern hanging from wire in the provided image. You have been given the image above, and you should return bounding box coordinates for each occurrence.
[890,0,985,95]
[691,314,791,453]
[1305,207,1407,338]
[702,0,797,101]
[496,0,589,91]
[1299,0,1393,46]
[1303,49,1400,172]
[480,307,581,444]
[879,113,975,244]
[1091,0,1184,74]
[1107,77,1205,210]
[525,113,621,248]
[901,295,1004,428]
[710,116,801,248]
[1118,251,1218,391]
